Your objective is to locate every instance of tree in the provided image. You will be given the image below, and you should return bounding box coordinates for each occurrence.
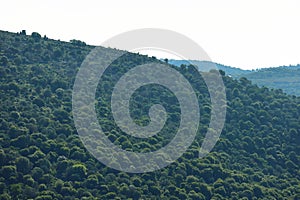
[31,32,41,40]
[20,30,26,35]
[16,157,32,174]
[1,165,17,180]
[0,150,6,166]
[67,163,87,181]
[0,56,9,66]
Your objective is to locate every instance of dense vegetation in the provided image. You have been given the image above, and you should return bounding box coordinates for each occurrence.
[167,60,252,77]
[0,30,300,199]
[168,60,300,96]
[241,66,300,96]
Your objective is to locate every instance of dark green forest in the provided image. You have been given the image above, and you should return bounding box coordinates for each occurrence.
[0,30,299,199]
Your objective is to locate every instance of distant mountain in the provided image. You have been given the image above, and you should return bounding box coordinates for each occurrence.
[167,59,252,77]
[241,65,300,96]
[168,59,300,96]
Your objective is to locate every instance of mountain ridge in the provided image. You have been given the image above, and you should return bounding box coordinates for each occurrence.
[168,59,300,96]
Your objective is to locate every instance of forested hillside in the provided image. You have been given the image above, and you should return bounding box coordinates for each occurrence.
[0,30,300,199]
[168,60,300,96]
[167,60,251,77]
[241,66,300,96]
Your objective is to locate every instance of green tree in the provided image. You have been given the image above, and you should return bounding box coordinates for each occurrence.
[16,157,32,174]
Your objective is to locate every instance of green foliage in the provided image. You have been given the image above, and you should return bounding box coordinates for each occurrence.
[169,59,300,96]
[0,30,299,199]
[16,156,32,173]
[241,66,300,96]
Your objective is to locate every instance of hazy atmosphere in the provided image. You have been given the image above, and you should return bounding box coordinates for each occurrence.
[2,0,300,69]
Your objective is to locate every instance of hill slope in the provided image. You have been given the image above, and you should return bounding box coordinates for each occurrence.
[242,66,300,96]
[168,59,252,77]
[168,59,300,96]
[0,30,300,199]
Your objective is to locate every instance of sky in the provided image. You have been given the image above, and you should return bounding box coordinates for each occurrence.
[1,0,300,70]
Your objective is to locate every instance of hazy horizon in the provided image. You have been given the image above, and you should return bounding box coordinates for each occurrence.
[2,0,300,70]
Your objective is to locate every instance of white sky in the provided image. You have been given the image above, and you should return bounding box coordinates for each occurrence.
[1,0,300,69]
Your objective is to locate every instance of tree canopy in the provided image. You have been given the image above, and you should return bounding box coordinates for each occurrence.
[0,30,299,199]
